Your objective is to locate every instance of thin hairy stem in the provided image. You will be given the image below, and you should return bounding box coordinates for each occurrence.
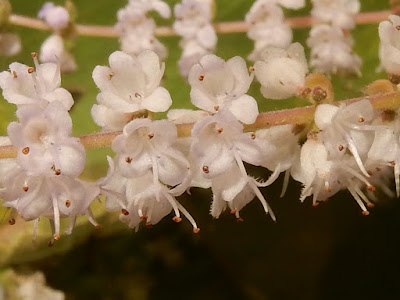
[0,91,399,159]
[10,10,391,38]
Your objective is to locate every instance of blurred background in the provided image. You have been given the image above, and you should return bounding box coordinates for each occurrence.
[1,1,400,299]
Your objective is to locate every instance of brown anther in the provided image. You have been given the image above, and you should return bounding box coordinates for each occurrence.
[367,171,373,176]
[312,86,327,103]
[8,219,15,225]
[198,75,205,81]
[147,133,154,139]
[12,71,17,78]
[396,25,400,30]
[230,209,237,214]
[193,228,200,233]
[367,203,375,208]
[251,133,256,140]
[325,187,332,193]
[338,145,344,151]
[249,66,255,72]
[125,157,132,164]
[23,186,29,192]
[146,222,152,227]
[216,128,223,133]
[140,215,148,220]
[236,217,244,222]
[95,224,102,229]
[376,167,381,172]
[134,92,142,98]
[31,52,38,58]
[202,166,209,173]
[390,161,396,167]
[65,200,71,208]
[27,67,35,74]
[358,117,365,123]
[312,202,319,207]
[54,169,61,175]
[53,234,60,240]
[214,105,219,111]
[121,209,129,215]
[107,72,115,80]
[22,147,29,155]
[172,216,182,223]
[362,211,370,216]
[367,185,376,192]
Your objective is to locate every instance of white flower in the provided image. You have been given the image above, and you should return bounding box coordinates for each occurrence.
[294,136,375,212]
[311,0,360,29]
[254,43,308,99]
[39,34,77,73]
[117,171,199,232]
[7,101,85,177]
[178,39,213,78]
[314,99,375,177]
[174,0,213,43]
[38,2,70,31]
[92,50,172,130]
[112,118,190,186]
[0,56,74,110]
[276,0,305,9]
[379,15,400,75]
[256,124,301,196]
[308,25,361,76]
[247,25,293,62]
[191,111,264,178]
[210,163,275,221]
[188,54,258,124]
[115,0,170,59]
[1,169,99,240]
[0,32,21,56]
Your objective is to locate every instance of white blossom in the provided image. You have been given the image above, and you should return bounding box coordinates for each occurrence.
[379,15,400,75]
[307,24,362,76]
[311,0,360,29]
[7,101,85,177]
[314,99,376,177]
[0,56,74,110]
[38,2,70,31]
[115,0,170,59]
[254,43,308,99]
[174,0,217,78]
[189,54,258,124]
[40,34,77,73]
[92,50,172,131]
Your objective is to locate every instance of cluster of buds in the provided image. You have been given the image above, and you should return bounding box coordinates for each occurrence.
[173,0,217,78]
[307,0,362,75]
[115,0,171,60]
[37,1,77,73]
[245,0,305,62]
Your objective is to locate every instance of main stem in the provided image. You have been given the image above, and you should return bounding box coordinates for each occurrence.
[9,10,391,38]
[0,91,399,159]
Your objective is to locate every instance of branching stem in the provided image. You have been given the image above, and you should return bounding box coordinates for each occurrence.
[9,10,391,38]
[0,91,399,159]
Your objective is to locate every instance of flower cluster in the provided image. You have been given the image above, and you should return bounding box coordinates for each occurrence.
[37,2,77,73]
[245,0,305,62]
[173,0,217,78]
[0,54,99,243]
[307,0,361,75]
[115,0,171,60]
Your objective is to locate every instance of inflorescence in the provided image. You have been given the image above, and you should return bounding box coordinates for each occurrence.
[0,0,400,244]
